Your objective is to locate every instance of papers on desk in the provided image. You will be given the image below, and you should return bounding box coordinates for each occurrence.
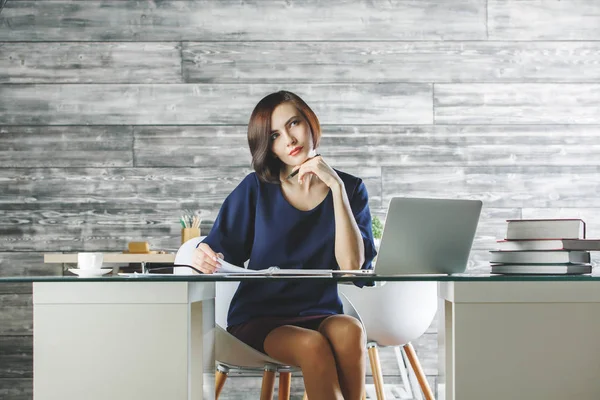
[117,259,375,277]
[216,259,375,276]
[216,259,329,276]
[215,259,277,274]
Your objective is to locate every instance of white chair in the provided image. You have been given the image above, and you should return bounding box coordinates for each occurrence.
[339,272,438,399]
[175,237,364,400]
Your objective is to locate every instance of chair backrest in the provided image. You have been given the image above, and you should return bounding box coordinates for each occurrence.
[339,281,437,346]
[215,281,240,328]
[173,236,205,275]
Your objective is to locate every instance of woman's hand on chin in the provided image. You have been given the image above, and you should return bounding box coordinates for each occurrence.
[292,155,342,188]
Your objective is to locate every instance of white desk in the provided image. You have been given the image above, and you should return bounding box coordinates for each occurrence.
[439,280,600,400]
[2,274,598,400]
[33,281,215,400]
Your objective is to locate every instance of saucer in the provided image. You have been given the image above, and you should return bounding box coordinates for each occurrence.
[68,268,112,278]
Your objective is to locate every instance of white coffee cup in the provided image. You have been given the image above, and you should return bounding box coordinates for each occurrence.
[77,253,104,270]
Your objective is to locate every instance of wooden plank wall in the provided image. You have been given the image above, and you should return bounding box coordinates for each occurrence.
[1,1,600,398]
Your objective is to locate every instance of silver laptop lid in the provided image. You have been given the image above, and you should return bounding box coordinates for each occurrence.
[375,197,482,275]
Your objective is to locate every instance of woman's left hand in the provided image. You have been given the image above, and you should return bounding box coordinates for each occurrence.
[293,155,342,188]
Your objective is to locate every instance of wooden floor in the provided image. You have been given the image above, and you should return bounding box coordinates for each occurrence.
[218,375,437,400]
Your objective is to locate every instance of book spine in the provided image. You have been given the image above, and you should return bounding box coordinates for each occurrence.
[490,251,590,264]
[497,239,600,251]
[505,220,584,240]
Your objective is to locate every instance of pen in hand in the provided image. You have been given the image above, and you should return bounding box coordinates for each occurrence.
[286,153,321,180]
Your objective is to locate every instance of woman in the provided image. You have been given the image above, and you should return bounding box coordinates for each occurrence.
[192,91,377,400]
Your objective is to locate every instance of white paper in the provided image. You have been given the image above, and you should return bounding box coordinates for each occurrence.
[215,259,279,274]
[264,269,332,276]
[215,259,334,276]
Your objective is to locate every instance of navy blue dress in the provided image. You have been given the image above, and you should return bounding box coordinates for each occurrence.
[201,169,377,328]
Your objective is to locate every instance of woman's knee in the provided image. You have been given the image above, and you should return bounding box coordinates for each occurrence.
[296,331,336,366]
[320,315,365,355]
[299,331,334,355]
[264,326,334,368]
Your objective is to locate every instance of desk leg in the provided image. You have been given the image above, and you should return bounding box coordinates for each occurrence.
[439,300,452,400]
[192,298,216,400]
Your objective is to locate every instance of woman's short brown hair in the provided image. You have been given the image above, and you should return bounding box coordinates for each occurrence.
[247,91,321,184]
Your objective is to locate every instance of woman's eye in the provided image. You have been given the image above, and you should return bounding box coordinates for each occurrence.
[290,120,299,126]
[270,133,279,141]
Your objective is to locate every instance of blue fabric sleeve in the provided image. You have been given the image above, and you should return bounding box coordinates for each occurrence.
[199,174,257,267]
[350,179,378,270]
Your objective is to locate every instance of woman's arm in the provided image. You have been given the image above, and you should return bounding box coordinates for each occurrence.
[197,173,257,270]
[294,157,365,270]
[330,181,365,270]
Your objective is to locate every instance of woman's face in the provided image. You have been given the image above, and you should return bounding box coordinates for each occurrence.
[269,102,315,168]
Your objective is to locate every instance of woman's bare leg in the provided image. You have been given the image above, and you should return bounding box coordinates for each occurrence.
[263,325,344,400]
[318,315,366,400]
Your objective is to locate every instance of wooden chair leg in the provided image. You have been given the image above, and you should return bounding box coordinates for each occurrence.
[300,382,363,400]
[278,371,292,400]
[367,343,386,400]
[404,343,435,400]
[215,365,229,400]
[260,366,277,400]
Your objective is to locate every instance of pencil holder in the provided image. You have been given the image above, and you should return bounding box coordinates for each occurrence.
[181,228,201,244]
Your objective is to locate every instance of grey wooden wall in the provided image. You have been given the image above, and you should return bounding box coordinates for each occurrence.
[2,1,600,399]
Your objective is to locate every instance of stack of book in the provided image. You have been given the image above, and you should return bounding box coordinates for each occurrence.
[490,219,598,275]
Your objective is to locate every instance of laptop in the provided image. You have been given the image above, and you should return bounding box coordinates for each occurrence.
[374,197,482,275]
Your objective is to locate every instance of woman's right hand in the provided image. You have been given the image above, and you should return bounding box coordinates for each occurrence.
[193,243,224,274]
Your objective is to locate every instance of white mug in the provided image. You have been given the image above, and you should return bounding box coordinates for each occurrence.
[77,253,104,270]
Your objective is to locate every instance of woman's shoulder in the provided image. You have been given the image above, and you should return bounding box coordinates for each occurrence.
[239,171,260,187]
[333,168,363,186]
[333,168,365,196]
[236,171,274,196]
[227,172,260,199]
